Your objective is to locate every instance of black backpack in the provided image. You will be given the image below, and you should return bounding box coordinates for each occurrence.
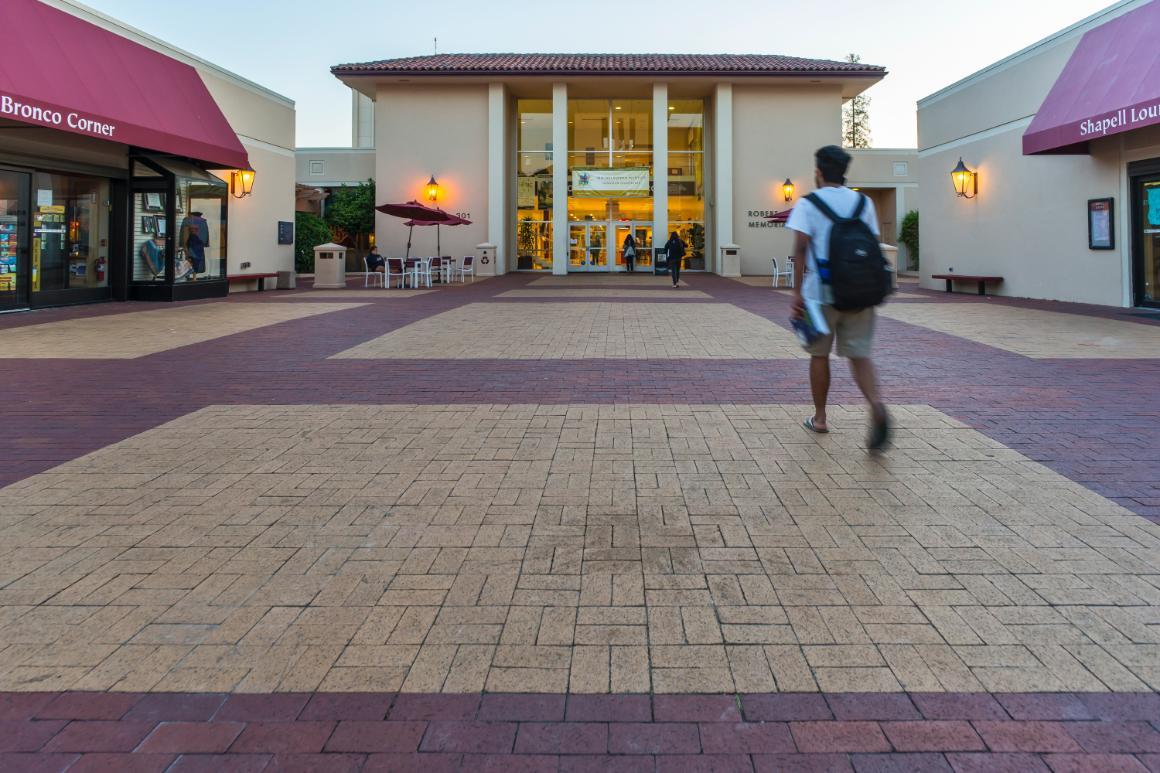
[806,193,892,311]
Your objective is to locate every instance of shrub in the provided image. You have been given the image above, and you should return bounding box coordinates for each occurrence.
[899,210,919,269]
[294,211,332,273]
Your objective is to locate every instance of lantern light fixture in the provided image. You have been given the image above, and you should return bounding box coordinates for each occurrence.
[425,175,440,202]
[782,178,795,202]
[950,158,978,199]
[231,169,255,199]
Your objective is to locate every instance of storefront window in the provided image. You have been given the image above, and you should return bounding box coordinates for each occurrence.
[668,100,705,270]
[517,99,553,270]
[30,172,110,294]
[175,171,227,282]
[132,190,167,282]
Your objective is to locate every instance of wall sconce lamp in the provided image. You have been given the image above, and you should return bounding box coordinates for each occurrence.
[231,169,255,199]
[782,178,795,202]
[950,158,977,199]
[425,175,440,202]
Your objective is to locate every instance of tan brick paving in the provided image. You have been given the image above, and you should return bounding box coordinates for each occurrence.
[0,403,1157,693]
[497,289,712,299]
[879,303,1160,358]
[0,303,366,359]
[331,303,806,359]
[530,275,688,287]
[288,289,434,299]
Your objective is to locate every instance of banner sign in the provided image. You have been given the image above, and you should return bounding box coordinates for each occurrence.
[571,167,649,198]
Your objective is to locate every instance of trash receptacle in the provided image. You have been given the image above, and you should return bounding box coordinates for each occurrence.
[653,248,668,275]
[312,242,347,289]
[720,244,741,277]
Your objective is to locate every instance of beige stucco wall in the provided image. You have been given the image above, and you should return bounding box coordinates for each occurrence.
[731,86,843,276]
[373,84,491,271]
[295,149,376,187]
[915,0,1155,306]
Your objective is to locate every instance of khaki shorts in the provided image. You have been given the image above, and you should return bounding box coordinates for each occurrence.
[804,305,876,359]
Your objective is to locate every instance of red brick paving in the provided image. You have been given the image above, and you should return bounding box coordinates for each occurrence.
[2,274,1159,769]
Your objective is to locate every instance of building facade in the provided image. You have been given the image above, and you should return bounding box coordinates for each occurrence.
[318,54,915,276]
[0,0,295,311]
[917,0,1160,308]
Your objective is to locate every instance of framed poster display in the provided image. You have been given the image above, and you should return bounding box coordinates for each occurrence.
[1088,197,1114,250]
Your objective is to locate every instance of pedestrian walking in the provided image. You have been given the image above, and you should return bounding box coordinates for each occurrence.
[788,145,893,450]
[665,231,686,287]
[622,232,636,273]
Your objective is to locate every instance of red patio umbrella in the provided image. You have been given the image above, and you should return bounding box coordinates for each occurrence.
[766,207,793,224]
[403,209,472,257]
[376,200,457,257]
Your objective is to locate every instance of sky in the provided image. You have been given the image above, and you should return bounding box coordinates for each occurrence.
[78,0,1116,149]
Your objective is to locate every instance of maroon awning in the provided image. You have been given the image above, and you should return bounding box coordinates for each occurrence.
[1023,1,1160,155]
[0,0,249,169]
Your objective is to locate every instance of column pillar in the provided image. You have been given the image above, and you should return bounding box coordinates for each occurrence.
[652,83,668,267]
[552,82,569,275]
[713,83,734,274]
[487,82,507,274]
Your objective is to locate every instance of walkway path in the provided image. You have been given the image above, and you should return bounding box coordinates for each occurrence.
[0,273,1157,771]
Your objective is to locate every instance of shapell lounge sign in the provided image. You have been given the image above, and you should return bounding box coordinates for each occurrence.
[1079,102,1160,139]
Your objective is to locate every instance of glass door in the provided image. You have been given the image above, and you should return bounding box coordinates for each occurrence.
[1134,173,1160,307]
[614,222,653,272]
[569,223,608,271]
[0,170,30,310]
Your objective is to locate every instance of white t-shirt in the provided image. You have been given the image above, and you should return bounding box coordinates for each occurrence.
[787,186,879,305]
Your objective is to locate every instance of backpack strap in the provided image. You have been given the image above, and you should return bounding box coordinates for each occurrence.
[805,192,841,223]
[806,191,867,222]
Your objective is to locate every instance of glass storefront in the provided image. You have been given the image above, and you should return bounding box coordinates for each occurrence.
[1133,169,1160,307]
[130,156,228,299]
[514,96,705,273]
[1,165,113,309]
[517,99,553,270]
[667,99,706,271]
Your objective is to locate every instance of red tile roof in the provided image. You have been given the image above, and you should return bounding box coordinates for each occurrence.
[332,53,885,77]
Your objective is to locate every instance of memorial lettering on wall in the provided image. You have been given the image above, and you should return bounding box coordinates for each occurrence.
[745,209,785,229]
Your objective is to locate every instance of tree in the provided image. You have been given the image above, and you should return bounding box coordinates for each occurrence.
[325,179,376,247]
[842,54,872,149]
[294,211,332,273]
[899,210,919,270]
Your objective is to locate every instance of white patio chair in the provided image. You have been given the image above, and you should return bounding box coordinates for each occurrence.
[363,256,384,288]
[772,256,794,288]
[414,257,434,289]
[457,255,476,283]
[385,258,407,289]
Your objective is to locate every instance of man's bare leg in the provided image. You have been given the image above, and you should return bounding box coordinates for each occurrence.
[849,357,890,448]
[810,355,831,429]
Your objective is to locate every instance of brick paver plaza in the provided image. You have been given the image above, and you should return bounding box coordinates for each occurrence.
[1,273,1158,771]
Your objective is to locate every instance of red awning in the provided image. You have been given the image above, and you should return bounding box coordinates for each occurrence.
[1023,1,1160,155]
[0,0,249,169]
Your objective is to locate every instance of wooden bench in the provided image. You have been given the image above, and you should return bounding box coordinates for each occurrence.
[226,272,278,292]
[931,273,1004,296]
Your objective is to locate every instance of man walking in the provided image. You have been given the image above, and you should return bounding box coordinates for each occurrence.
[665,231,686,288]
[789,145,890,450]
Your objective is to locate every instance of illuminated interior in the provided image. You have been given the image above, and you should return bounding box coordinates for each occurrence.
[516,97,705,272]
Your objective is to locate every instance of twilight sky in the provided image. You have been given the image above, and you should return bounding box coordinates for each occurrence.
[78,0,1115,149]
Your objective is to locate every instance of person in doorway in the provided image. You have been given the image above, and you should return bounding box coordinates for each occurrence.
[180,211,209,280]
[366,245,385,274]
[622,232,637,273]
[665,231,686,287]
[788,144,890,450]
[139,235,165,279]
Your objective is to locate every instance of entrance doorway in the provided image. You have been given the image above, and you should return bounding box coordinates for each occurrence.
[0,169,30,311]
[568,220,653,272]
[1132,166,1160,308]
